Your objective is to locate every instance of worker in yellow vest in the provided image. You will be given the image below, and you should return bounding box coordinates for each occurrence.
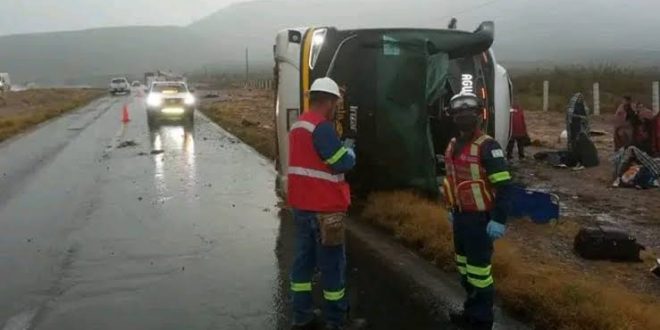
[443,92,513,330]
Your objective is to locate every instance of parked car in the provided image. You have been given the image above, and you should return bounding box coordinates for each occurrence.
[0,73,11,92]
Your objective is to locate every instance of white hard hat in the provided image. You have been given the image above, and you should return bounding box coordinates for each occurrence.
[310,77,341,98]
[449,92,482,113]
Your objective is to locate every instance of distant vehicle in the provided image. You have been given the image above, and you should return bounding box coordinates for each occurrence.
[0,73,11,92]
[146,81,195,125]
[109,77,130,95]
[145,72,156,91]
[131,80,142,87]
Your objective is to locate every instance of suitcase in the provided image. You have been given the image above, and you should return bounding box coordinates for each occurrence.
[508,186,560,224]
[574,225,645,261]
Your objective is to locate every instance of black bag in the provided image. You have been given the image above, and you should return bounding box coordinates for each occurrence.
[574,225,644,261]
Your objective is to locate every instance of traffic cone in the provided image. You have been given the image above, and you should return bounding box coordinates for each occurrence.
[121,104,130,123]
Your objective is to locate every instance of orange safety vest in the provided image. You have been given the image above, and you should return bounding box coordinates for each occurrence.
[287,112,351,212]
[443,133,495,213]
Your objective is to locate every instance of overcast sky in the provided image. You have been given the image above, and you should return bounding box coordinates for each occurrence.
[0,0,246,35]
[1,0,659,52]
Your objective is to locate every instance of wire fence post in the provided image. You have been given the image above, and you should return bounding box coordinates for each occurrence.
[653,81,659,116]
[593,82,600,116]
[543,80,549,112]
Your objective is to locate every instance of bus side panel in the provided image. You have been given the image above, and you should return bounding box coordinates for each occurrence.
[494,64,512,148]
[274,29,306,196]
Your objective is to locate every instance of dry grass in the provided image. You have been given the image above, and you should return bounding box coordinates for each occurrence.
[200,87,660,329]
[199,89,276,159]
[361,191,660,330]
[512,66,658,113]
[0,89,104,142]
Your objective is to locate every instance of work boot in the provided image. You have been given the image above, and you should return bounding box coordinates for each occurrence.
[291,310,322,330]
[449,310,471,329]
[323,318,367,330]
[449,310,493,330]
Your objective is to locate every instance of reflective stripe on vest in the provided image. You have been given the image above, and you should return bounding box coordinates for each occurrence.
[471,183,486,211]
[289,166,345,183]
[291,121,316,133]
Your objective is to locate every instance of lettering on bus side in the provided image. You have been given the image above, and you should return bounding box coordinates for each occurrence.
[349,106,358,133]
[461,74,474,94]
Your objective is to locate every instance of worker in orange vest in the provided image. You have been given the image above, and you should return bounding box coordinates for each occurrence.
[288,77,363,330]
[443,92,513,330]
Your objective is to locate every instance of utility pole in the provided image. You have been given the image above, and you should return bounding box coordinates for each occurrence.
[653,81,659,115]
[543,80,549,112]
[245,48,249,87]
[593,82,600,116]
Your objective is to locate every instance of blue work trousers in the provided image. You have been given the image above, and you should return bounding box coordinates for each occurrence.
[453,212,495,323]
[290,209,348,327]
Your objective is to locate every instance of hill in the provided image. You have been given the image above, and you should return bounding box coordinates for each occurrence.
[1,0,659,85]
[0,26,216,85]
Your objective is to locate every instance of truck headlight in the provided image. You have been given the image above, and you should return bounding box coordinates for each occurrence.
[184,93,196,105]
[147,94,162,107]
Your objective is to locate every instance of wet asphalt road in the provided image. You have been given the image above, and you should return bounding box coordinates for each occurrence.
[0,95,439,330]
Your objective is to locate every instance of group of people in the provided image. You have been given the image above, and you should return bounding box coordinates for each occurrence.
[614,96,656,154]
[612,96,660,188]
[286,77,512,330]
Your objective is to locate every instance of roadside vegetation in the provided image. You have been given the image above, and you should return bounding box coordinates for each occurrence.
[199,69,660,329]
[0,89,103,142]
[362,191,660,330]
[511,65,659,112]
[198,88,276,159]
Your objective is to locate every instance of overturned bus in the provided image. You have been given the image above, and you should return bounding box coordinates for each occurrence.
[274,22,512,197]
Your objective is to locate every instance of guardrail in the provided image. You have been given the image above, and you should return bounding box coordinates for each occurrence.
[244,79,274,90]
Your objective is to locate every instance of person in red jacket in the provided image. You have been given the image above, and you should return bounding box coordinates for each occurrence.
[506,104,529,160]
[288,77,363,330]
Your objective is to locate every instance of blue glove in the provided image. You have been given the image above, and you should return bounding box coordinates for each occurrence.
[346,147,356,161]
[486,221,506,240]
[343,138,356,149]
[447,212,454,224]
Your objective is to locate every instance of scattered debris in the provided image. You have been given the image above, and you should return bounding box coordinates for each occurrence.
[241,118,259,127]
[206,183,212,187]
[150,149,164,155]
[652,259,660,278]
[26,238,32,243]
[137,151,148,156]
[262,208,270,212]
[137,196,143,201]
[181,266,185,271]
[117,140,138,148]
[232,204,236,208]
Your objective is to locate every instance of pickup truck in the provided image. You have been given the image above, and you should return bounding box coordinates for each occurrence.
[109,77,130,95]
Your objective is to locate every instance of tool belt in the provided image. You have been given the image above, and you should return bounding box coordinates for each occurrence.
[317,212,346,246]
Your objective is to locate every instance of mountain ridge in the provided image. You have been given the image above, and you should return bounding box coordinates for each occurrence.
[1,0,658,85]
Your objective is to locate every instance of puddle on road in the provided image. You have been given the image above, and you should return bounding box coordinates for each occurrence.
[148,123,196,195]
[272,210,441,329]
